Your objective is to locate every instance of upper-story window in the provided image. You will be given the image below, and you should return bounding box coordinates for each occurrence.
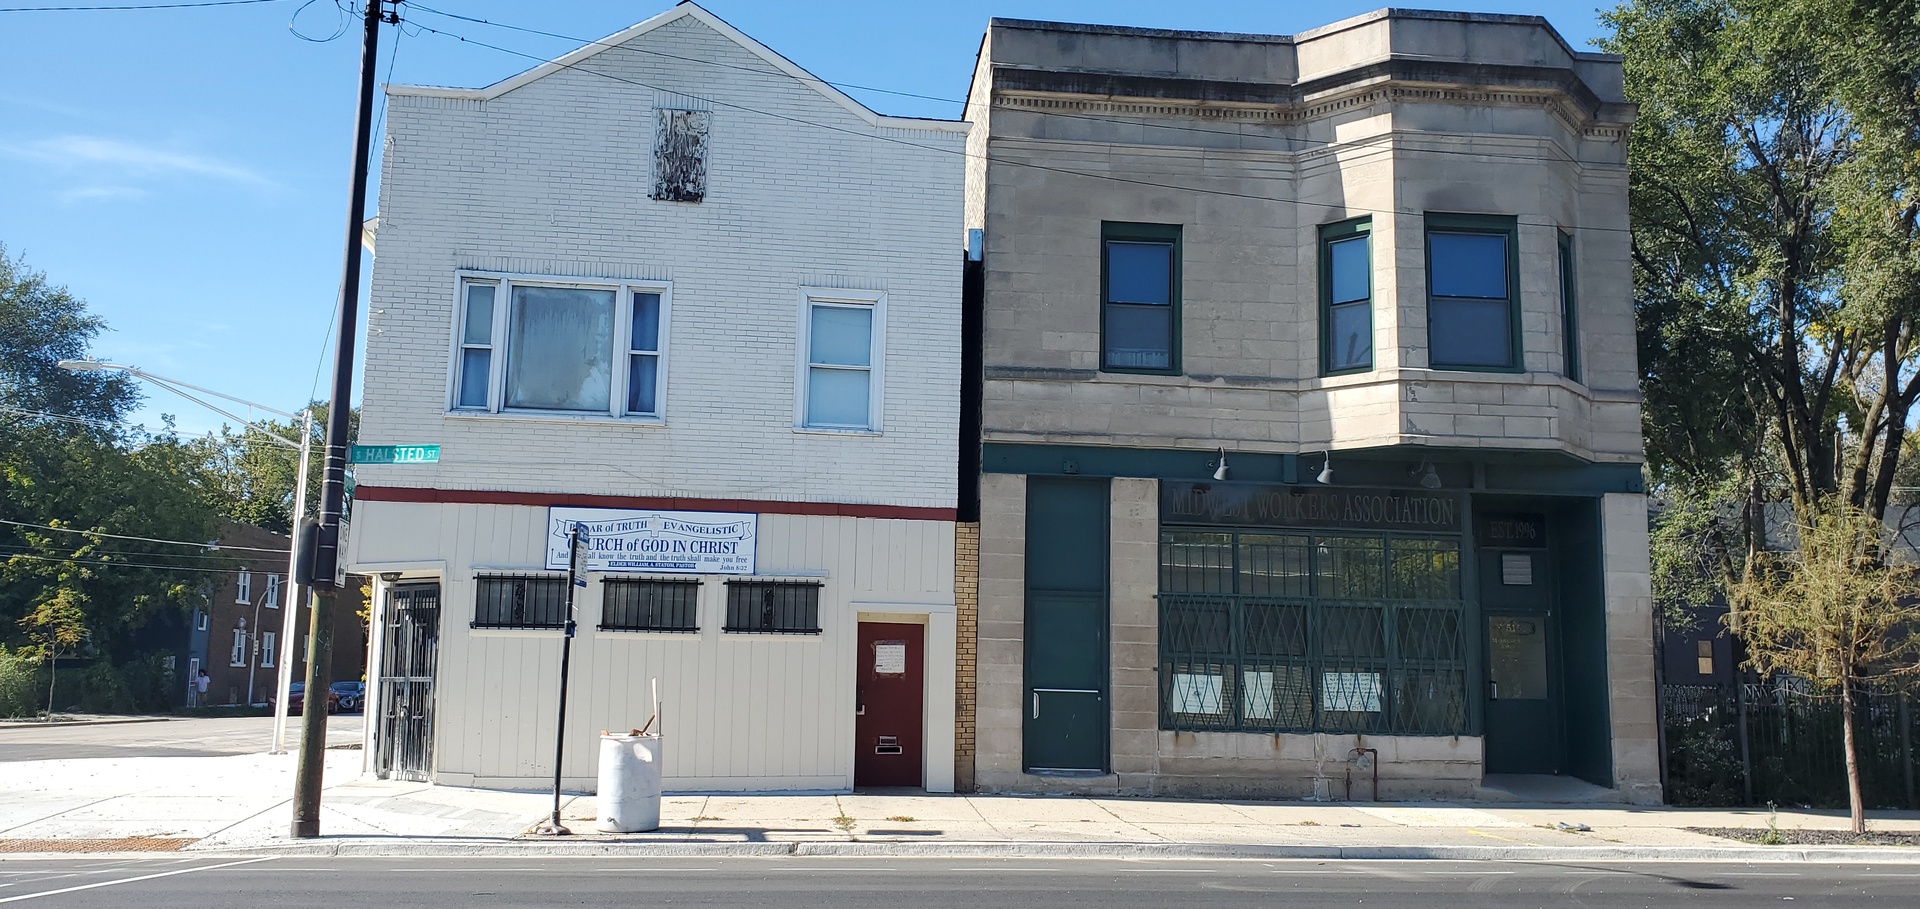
[797,289,884,432]
[1101,222,1181,374]
[1320,218,1373,374]
[1425,214,1519,371]
[265,574,280,609]
[453,274,670,419]
[235,569,251,604]
[1558,230,1580,383]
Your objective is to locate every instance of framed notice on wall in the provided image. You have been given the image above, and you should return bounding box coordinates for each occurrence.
[546,506,756,574]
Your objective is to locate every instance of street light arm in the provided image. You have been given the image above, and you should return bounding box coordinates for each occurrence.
[138,375,303,450]
[57,360,303,422]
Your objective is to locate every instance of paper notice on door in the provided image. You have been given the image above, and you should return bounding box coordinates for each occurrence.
[874,642,907,674]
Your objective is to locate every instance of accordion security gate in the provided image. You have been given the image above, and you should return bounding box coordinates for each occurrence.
[377,583,441,782]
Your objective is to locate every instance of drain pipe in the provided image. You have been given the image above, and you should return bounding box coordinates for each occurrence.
[1345,747,1379,801]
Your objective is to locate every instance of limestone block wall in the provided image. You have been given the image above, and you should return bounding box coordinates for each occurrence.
[1603,492,1663,805]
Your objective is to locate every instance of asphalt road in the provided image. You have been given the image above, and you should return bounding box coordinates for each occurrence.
[0,856,1915,907]
[0,715,367,761]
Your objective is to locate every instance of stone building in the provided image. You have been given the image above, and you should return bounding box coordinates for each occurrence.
[959,10,1658,802]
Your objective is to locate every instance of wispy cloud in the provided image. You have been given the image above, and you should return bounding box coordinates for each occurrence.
[2,134,273,188]
[58,185,147,203]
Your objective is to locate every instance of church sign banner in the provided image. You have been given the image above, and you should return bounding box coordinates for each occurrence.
[546,506,757,574]
[1161,482,1462,533]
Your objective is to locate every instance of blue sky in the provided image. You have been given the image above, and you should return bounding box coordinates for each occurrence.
[0,0,1617,438]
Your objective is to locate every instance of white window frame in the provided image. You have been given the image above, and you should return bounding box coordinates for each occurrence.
[235,570,251,605]
[260,632,276,668]
[794,288,886,433]
[265,574,280,609]
[195,610,209,632]
[229,629,247,667]
[447,271,674,422]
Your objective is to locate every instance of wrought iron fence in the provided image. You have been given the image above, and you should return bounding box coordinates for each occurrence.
[1661,679,1919,809]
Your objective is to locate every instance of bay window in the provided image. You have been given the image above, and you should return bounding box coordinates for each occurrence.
[452,274,670,419]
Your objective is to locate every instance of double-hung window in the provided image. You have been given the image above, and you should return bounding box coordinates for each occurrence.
[1425,214,1520,371]
[452,274,670,419]
[230,629,247,667]
[260,632,276,668]
[1558,230,1580,382]
[798,290,883,431]
[235,570,251,604]
[1320,219,1373,373]
[265,574,280,609]
[1101,222,1181,373]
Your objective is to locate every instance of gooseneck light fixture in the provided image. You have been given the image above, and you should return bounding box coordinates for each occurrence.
[1416,460,1442,489]
[1212,448,1231,481]
[1315,451,1335,485]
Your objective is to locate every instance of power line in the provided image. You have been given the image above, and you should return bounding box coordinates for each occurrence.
[0,542,253,562]
[0,0,282,10]
[0,518,288,553]
[405,21,1635,237]
[0,550,261,575]
[401,5,1637,177]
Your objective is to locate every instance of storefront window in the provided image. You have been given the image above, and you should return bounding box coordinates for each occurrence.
[1158,529,1467,735]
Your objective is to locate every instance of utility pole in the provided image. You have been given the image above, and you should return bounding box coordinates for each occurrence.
[293,0,392,840]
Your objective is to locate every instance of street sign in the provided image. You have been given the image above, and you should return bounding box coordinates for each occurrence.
[349,444,439,464]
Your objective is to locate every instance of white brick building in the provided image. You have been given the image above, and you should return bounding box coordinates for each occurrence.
[347,3,968,792]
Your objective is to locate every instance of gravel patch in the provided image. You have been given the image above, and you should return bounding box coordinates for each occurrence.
[1689,827,1920,846]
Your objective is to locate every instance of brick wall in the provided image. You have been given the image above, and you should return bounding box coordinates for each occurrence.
[953,520,979,791]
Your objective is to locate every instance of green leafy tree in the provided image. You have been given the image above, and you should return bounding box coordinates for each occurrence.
[0,244,137,428]
[19,587,86,718]
[1731,506,1920,832]
[189,403,355,533]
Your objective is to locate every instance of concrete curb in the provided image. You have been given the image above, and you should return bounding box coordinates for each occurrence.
[0,717,172,729]
[163,838,1920,863]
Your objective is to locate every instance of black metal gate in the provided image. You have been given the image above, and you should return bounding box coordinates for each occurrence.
[376,583,440,782]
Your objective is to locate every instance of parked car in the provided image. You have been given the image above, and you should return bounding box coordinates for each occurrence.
[271,682,339,715]
[330,681,365,713]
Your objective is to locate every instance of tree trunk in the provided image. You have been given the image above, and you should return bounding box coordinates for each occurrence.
[43,648,56,722]
[1843,676,1867,834]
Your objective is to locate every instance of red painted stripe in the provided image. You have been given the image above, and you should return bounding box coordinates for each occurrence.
[353,485,957,522]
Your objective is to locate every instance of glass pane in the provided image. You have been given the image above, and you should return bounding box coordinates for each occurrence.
[1428,232,1508,298]
[457,349,490,408]
[1488,616,1549,699]
[1328,235,1369,304]
[1322,605,1385,658]
[1395,606,1462,661]
[1160,531,1233,593]
[1240,665,1311,728]
[809,305,872,367]
[1430,296,1513,368]
[806,366,870,427]
[1392,668,1465,734]
[1315,536,1384,598]
[1106,240,1172,305]
[1388,538,1461,599]
[463,284,495,345]
[505,286,614,412]
[1241,601,1306,657]
[1104,303,1172,370]
[1167,664,1229,718]
[632,292,661,353]
[1327,301,1371,371]
[628,354,658,415]
[1236,533,1309,597]
[1161,596,1233,654]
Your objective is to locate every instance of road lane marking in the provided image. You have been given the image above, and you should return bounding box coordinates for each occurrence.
[0,858,270,904]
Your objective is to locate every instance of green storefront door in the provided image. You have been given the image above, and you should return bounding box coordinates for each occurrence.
[1484,611,1560,774]
[1024,478,1110,774]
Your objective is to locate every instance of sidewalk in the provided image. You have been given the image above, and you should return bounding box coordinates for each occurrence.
[3,747,1919,861]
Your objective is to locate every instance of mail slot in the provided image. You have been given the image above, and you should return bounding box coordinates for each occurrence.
[875,735,902,755]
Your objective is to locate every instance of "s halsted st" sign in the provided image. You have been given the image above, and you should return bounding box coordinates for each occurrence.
[1161,481,1461,533]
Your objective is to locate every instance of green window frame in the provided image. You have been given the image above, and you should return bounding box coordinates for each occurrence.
[1319,218,1374,374]
[1100,222,1182,375]
[1558,230,1580,383]
[1425,213,1521,372]
[1157,529,1468,736]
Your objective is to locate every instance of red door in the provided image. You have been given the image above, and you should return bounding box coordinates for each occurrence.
[854,621,924,788]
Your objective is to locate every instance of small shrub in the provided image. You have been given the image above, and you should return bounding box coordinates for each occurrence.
[74,659,134,714]
[0,646,41,718]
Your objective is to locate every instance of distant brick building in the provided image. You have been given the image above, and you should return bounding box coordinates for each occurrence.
[192,523,367,706]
